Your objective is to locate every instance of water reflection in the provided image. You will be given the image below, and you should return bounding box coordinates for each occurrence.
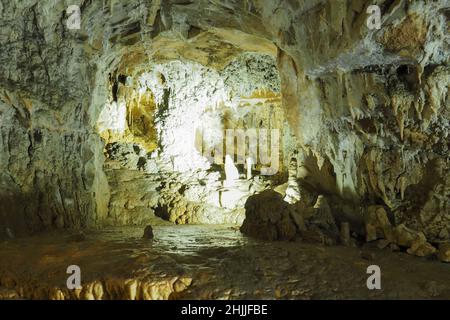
[97,225,250,256]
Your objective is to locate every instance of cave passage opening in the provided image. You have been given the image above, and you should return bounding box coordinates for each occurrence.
[96,47,291,228]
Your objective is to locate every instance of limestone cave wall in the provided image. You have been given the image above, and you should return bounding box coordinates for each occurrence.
[0,0,448,242]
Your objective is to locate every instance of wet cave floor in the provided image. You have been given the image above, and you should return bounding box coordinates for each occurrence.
[1,225,449,300]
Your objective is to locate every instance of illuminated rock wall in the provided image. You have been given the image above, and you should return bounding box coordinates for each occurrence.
[102,53,284,225]
[0,1,448,241]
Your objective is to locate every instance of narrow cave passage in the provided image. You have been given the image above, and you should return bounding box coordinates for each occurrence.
[0,0,449,302]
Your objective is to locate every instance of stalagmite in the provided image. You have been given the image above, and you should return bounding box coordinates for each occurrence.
[224,154,239,186]
[340,222,351,247]
[246,157,253,180]
[284,157,301,204]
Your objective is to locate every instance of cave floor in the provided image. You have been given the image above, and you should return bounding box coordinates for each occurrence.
[1,225,449,300]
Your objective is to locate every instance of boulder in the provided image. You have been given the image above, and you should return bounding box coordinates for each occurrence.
[393,224,437,257]
[394,224,427,247]
[143,225,154,239]
[365,206,393,242]
[240,190,297,241]
[407,240,437,257]
[307,195,339,242]
[288,204,307,232]
[438,243,450,262]
[310,195,338,234]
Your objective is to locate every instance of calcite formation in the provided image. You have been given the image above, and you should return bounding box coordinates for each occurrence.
[241,191,343,245]
[0,0,449,300]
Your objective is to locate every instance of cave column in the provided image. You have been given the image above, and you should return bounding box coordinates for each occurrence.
[284,156,301,204]
[246,157,253,180]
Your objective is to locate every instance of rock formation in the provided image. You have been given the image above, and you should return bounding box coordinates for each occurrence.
[1,0,447,238]
[0,0,449,300]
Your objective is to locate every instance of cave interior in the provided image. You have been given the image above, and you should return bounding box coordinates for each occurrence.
[0,0,449,300]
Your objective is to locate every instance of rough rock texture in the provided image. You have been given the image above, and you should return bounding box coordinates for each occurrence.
[2,225,450,300]
[0,0,449,249]
[241,190,297,241]
[0,89,110,237]
[438,243,450,262]
[242,191,446,259]
[142,225,154,239]
[241,191,342,245]
[99,54,282,225]
[365,205,394,242]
